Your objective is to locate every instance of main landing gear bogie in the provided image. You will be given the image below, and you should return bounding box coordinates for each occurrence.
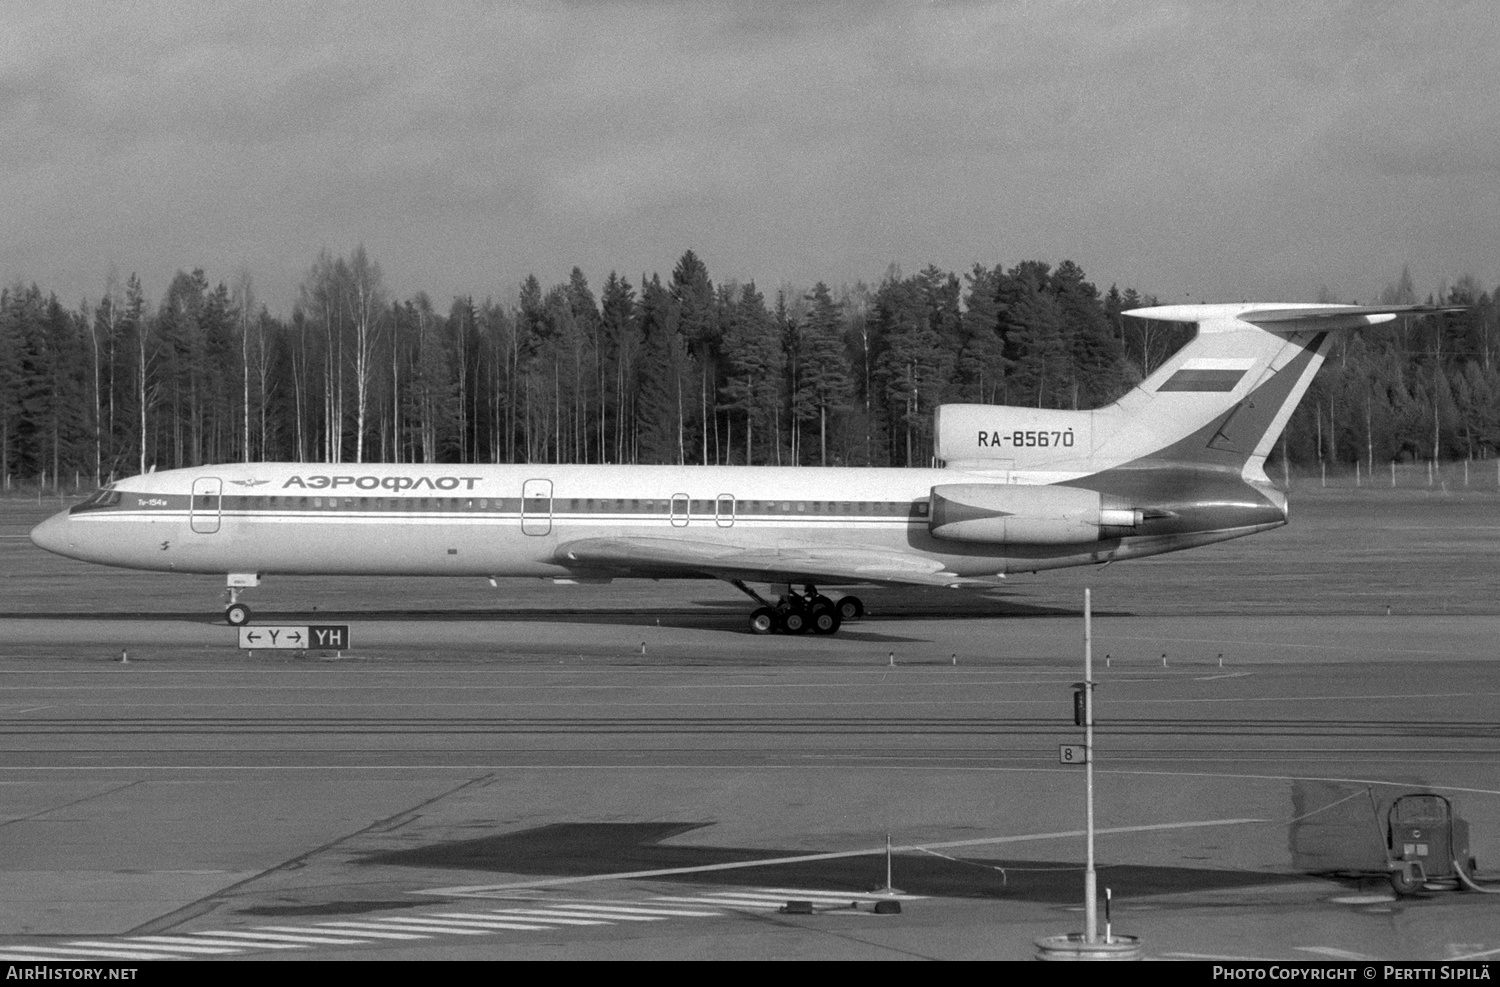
[742,584,861,636]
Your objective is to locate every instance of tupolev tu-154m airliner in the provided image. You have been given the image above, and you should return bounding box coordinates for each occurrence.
[30,303,1459,635]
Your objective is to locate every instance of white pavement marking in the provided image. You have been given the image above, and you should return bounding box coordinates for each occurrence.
[651,896,783,909]
[76,939,241,955]
[208,928,385,945]
[324,912,498,930]
[316,921,470,937]
[678,893,841,906]
[754,887,923,899]
[134,934,304,950]
[398,914,585,930]
[558,903,724,917]
[1296,946,1374,960]
[0,954,145,963]
[407,914,556,931]
[0,945,184,961]
[0,891,871,962]
[1451,946,1500,961]
[698,891,865,903]
[487,908,649,923]
[1163,953,1282,962]
[648,887,926,911]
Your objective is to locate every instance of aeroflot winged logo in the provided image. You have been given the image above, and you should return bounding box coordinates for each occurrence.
[282,475,484,491]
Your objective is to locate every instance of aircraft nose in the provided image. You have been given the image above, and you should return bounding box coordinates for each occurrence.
[29,511,73,556]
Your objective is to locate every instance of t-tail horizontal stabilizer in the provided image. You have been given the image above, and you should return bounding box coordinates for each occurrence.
[1122,303,1466,481]
[936,303,1465,484]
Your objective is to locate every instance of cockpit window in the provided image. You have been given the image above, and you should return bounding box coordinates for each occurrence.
[70,486,122,514]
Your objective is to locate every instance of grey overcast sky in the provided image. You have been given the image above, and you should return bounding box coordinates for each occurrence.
[3,0,1498,314]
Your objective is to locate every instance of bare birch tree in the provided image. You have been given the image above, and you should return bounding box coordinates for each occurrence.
[345,246,385,464]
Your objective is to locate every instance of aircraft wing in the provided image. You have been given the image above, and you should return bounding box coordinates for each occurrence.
[553,536,1003,588]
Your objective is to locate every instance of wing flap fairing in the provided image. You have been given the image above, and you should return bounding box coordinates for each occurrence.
[554,536,1000,588]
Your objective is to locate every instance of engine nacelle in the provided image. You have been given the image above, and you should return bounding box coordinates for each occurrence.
[928,483,1142,545]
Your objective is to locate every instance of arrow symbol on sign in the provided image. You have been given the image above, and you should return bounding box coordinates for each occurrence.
[246,632,261,643]
[288,632,303,644]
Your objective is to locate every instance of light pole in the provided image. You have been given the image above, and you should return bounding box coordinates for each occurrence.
[1034,588,1140,959]
[1084,586,1097,943]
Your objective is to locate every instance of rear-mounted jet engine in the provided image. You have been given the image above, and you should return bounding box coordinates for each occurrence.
[928,484,1142,544]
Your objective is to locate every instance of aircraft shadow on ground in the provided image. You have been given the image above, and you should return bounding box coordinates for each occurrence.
[358,822,1307,903]
[3,597,1114,629]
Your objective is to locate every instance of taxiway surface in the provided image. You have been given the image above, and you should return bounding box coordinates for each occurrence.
[4,489,1500,961]
[2,621,1499,962]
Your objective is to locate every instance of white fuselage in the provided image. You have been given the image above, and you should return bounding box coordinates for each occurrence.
[29,461,1281,583]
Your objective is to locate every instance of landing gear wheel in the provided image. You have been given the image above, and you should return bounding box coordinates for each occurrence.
[748,607,777,635]
[780,609,809,634]
[810,605,841,635]
[1390,865,1423,896]
[835,596,864,621]
[225,603,252,627]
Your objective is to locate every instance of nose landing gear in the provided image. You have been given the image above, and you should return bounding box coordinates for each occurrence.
[223,573,261,626]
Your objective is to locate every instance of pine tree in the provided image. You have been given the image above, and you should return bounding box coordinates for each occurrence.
[719,282,784,464]
[957,264,1009,403]
[567,268,602,462]
[1053,260,1126,408]
[795,283,853,465]
[600,272,638,463]
[635,274,686,464]
[871,272,949,466]
[670,250,718,463]
[1001,262,1068,409]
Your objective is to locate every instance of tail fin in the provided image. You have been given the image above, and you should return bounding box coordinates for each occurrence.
[936,303,1462,482]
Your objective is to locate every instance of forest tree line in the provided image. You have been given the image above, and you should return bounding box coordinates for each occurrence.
[2,247,1498,489]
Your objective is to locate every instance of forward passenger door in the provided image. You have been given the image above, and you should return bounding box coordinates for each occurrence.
[190,477,222,534]
[522,478,552,535]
